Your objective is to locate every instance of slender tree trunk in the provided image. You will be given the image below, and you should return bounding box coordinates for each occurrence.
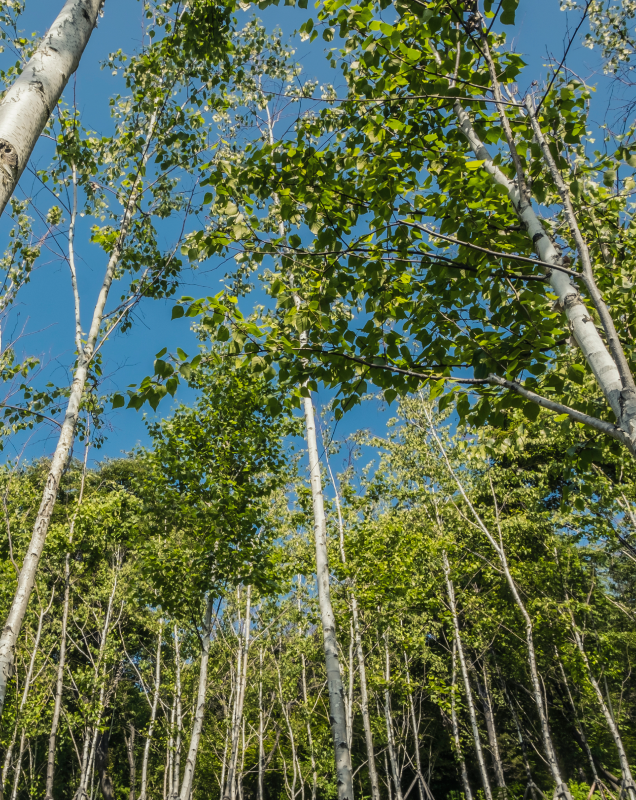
[179,594,215,800]
[475,661,507,797]
[95,731,116,800]
[302,391,354,800]
[45,434,90,800]
[225,586,252,800]
[450,640,473,800]
[0,105,160,721]
[0,0,102,216]
[277,656,299,800]
[427,419,572,800]
[9,730,25,800]
[404,656,434,800]
[323,443,380,800]
[383,632,403,800]
[167,694,176,800]
[258,647,265,800]
[140,621,163,800]
[301,651,318,800]
[125,725,136,800]
[172,625,183,800]
[556,657,598,777]
[74,561,120,800]
[442,552,493,800]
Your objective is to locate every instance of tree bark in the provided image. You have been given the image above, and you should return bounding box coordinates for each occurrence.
[179,593,215,800]
[442,552,493,800]
[258,647,265,800]
[0,0,103,217]
[302,391,354,800]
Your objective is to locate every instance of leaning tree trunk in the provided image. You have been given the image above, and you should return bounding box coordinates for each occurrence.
[443,552,493,800]
[0,0,103,217]
[565,609,635,800]
[302,389,354,800]
[428,415,572,800]
[0,105,159,722]
[179,594,215,800]
[556,654,601,795]
[427,32,636,453]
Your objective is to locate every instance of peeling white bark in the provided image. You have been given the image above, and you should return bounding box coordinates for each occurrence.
[0,0,103,216]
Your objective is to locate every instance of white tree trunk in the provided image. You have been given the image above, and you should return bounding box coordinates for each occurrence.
[179,594,215,800]
[444,83,636,451]
[171,625,183,800]
[450,640,473,800]
[224,586,252,800]
[45,435,90,800]
[476,662,507,797]
[258,647,265,800]
[324,442,380,800]
[139,622,163,800]
[0,105,159,720]
[302,392,354,800]
[383,632,403,800]
[74,561,119,800]
[442,553,492,800]
[0,0,103,217]
[404,656,434,800]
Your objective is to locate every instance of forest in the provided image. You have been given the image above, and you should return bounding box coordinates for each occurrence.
[0,0,634,799]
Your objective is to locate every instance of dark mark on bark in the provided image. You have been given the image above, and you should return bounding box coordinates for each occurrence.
[0,139,18,188]
[532,232,544,244]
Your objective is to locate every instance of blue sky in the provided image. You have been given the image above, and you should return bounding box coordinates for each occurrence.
[0,0,609,471]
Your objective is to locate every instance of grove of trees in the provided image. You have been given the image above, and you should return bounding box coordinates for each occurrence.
[0,1,634,799]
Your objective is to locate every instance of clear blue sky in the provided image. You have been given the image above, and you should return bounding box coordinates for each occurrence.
[0,0,607,471]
